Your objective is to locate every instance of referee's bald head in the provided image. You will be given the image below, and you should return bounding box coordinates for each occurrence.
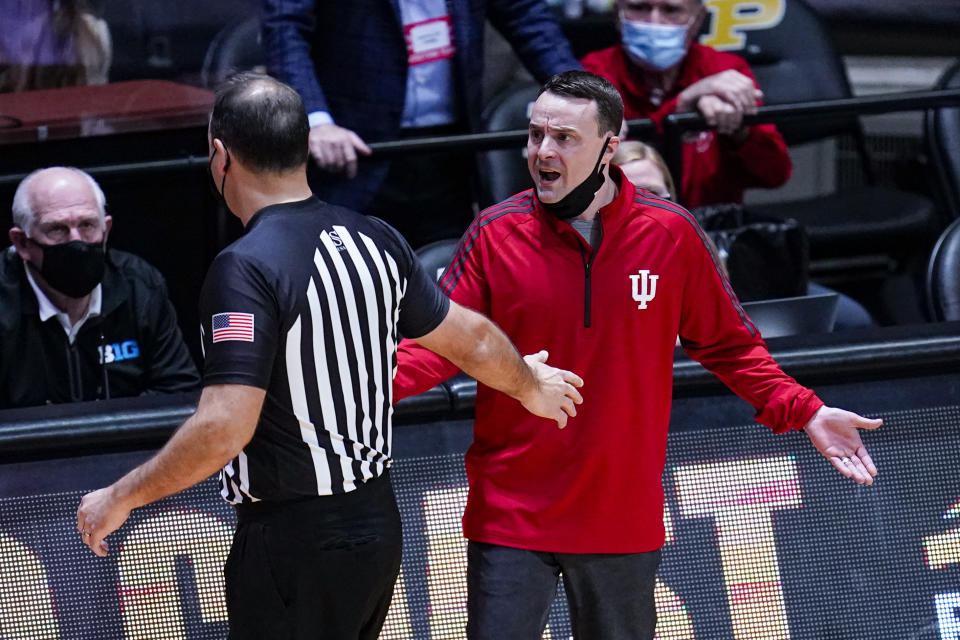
[209,72,310,173]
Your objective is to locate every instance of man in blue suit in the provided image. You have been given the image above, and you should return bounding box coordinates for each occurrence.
[262,0,580,247]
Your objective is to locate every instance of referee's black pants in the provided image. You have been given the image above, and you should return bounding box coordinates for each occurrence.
[225,472,402,640]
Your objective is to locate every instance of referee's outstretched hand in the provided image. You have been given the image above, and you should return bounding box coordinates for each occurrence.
[77,486,131,557]
[521,350,584,429]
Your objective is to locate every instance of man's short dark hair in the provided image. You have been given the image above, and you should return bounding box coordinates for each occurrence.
[209,72,310,172]
[538,70,624,137]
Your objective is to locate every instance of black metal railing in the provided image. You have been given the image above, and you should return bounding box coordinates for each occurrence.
[3,321,958,459]
[3,87,957,193]
[662,87,960,204]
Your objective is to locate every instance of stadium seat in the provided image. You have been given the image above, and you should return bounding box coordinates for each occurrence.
[477,81,540,207]
[925,60,960,223]
[103,0,258,83]
[200,15,264,88]
[739,0,940,273]
[415,238,460,283]
[412,238,475,415]
[926,218,960,321]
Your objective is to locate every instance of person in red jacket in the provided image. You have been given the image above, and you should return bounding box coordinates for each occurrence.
[394,70,880,639]
[581,0,791,207]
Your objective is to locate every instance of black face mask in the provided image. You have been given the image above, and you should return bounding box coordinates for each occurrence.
[537,136,611,220]
[208,147,231,212]
[29,239,106,298]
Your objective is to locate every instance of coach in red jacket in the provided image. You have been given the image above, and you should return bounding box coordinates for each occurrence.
[581,0,791,207]
[394,71,879,640]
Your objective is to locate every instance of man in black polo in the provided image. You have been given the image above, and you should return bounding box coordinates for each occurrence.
[76,73,583,640]
[1,166,199,408]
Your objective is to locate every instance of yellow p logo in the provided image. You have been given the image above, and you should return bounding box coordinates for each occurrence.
[700,0,785,51]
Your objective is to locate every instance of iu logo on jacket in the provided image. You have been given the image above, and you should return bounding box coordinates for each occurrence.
[630,269,659,309]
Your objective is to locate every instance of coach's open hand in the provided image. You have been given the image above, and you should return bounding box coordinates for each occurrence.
[804,405,882,485]
[521,350,584,429]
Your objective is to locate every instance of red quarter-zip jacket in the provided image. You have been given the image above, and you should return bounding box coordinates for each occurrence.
[394,168,821,553]
[582,43,792,208]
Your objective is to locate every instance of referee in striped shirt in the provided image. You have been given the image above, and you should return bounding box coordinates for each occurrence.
[77,72,584,639]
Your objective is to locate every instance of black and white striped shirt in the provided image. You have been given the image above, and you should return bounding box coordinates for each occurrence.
[199,197,448,503]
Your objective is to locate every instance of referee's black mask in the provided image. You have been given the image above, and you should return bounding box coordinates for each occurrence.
[208,147,231,213]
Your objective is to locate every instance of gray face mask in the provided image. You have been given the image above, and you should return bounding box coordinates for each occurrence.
[29,238,106,298]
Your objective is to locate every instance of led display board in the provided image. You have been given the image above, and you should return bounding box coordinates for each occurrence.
[1,405,959,639]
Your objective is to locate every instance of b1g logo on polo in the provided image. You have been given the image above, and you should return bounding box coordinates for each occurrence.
[98,340,140,364]
[630,269,659,310]
[700,0,785,52]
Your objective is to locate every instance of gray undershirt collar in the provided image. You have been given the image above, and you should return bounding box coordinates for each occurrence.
[570,217,602,249]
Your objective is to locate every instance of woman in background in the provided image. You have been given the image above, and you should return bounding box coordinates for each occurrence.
[612,140,676,200]
[1,0,111,93]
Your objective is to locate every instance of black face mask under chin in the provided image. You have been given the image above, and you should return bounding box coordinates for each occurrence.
[29,239,106,298]
[537,136,611,220]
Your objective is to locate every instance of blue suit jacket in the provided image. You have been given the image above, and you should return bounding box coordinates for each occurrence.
[262,0,580,212]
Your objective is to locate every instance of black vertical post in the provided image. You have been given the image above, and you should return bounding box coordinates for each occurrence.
[663,114,686,208]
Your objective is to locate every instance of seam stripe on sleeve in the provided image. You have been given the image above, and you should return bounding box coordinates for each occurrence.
[440,193,535,296]
[634,194,757,335]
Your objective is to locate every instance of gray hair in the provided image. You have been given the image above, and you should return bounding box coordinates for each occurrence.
[11,167,107,237]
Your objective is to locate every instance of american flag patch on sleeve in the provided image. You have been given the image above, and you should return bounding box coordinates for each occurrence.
[212,312,255,343]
